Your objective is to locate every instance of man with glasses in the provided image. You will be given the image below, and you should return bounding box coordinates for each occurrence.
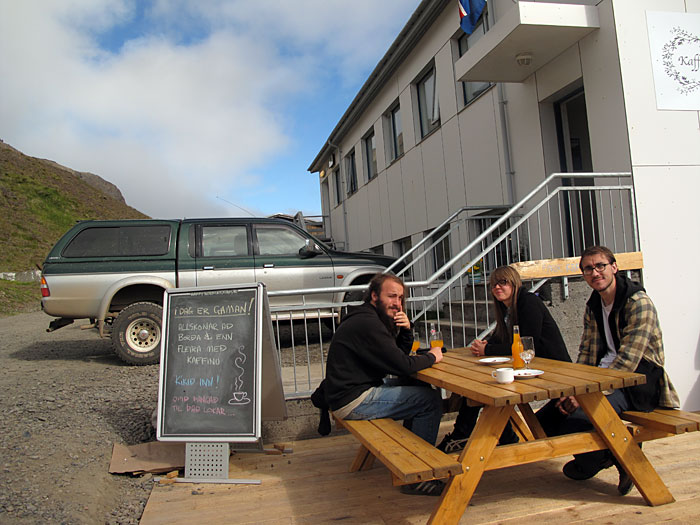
[537,245,679,495]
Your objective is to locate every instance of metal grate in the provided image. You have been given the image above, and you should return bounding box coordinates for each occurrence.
[185,443,229,480]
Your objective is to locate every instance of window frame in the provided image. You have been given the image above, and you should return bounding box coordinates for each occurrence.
[333,168,343,206]
[62,225,172,258]
[387,103,404,161]
[431,227,452,280]
[456,14,492,107]
[364,129,377,181]
[345,149,358,196]
[417,66,440,138]
[199,224,249,257]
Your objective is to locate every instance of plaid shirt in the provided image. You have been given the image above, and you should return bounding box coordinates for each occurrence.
[578,286,679,409]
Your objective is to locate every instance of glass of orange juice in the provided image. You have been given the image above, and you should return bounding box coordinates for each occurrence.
[430,330,443,349]
[411,331,421,355]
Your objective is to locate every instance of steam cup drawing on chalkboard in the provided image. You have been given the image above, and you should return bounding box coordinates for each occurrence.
[228,345,251,406]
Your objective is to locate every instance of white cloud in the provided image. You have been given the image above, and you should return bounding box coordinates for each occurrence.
[0,0,420,218]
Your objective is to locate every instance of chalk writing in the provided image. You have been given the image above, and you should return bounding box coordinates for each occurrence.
[158,286,259,439]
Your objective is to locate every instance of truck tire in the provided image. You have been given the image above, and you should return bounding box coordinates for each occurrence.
[112,302,162,365]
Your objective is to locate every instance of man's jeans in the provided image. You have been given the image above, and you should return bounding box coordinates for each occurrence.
[343,377,442,445]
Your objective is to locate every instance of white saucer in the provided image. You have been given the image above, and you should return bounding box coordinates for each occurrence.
[478,357,511,365]
[513,369,544,378]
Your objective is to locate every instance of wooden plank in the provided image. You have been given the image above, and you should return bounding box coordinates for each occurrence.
[509,408,536,442]
[437,355,545,402]
[561,362,646,388]
[417,366,523,406]
[621,410,698,434]
[517,403,547,440]
[339,419,433,484]
[533,359,635,390]
[654,409,700,429]
[349,443,374,472]
[577,391,675,506]
[429,405,513,525]
[512,251,643,280]
[373,419,462,479]
[625,423,676,442]
[484,430,610,470]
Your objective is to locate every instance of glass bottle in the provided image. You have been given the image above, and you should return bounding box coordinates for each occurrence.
[511,324,525,369]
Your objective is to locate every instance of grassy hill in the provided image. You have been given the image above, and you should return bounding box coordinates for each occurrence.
[0,140,148,273]
[0,140,148,315]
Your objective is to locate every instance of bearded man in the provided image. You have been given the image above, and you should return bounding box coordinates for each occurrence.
[324,273,445,496]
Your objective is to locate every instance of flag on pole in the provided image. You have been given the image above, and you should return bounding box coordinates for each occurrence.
[458,0,487,35]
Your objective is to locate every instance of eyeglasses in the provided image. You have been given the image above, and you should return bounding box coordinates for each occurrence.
[582,262,610,275]
[491,279,510,288]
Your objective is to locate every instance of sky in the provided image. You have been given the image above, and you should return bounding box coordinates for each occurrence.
[0,0,422,219]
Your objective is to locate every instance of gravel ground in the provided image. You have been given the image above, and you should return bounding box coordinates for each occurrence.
[0,310,160,524]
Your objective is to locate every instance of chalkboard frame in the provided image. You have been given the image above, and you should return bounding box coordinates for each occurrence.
[156,283,264,442]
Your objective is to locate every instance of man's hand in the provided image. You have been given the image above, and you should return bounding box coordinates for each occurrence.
[555,396,579,415]
[429,346,443,363]
[393,311,411,330]
[470,339,488,356]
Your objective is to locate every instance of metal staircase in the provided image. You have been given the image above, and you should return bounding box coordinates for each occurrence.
[389,172,638,347]
[269,171,638,398]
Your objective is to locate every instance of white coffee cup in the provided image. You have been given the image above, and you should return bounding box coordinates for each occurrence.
[491,367,514,384]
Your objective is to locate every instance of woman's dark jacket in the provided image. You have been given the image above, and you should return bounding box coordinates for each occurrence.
[484,291,571,362]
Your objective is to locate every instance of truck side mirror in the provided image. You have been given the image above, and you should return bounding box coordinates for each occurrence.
[298,238,319,258]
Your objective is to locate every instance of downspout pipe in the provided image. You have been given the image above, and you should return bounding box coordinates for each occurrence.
[498,83,516,205]
[327,138,349,250]
[489,2,516,205]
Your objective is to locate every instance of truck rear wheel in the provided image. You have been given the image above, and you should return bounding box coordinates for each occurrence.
[112,302,162,365]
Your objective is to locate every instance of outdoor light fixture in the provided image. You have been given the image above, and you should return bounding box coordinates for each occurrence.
[515,53,533,66]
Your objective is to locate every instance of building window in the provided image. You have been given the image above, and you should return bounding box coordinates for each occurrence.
[387,104,404,161]
[364,130,377,181]
[370,244,384,255]
[431,227,452,280]
[394,236,413,280]
[333,168,343,206]
[417,67,440,137]
[345,149,358,196]
[457,14,491,106]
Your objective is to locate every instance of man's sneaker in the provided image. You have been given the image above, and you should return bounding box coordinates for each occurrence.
[436,432,469,453]
[563,456,614,480]
[614,443,640,495]
[399,479,445,496]
[616,465,633,495]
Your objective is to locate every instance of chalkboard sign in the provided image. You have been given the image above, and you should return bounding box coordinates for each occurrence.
[157,283,269,442]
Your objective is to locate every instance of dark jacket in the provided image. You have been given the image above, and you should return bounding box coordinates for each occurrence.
[484,291,571,362]
[324,303,436,411]
[579,273,679,410]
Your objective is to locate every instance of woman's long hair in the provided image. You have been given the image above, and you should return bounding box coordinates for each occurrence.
[490,265,523,344]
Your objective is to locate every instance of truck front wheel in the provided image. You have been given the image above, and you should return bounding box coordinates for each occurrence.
[112,302,162,365]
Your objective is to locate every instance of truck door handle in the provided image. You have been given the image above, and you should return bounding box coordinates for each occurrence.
[202,266,215,270]
[263,263,274,268]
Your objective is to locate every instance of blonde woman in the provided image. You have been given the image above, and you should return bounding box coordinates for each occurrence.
[438,265,570,452]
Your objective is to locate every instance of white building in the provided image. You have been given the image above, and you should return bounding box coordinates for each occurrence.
[308,0,700,410]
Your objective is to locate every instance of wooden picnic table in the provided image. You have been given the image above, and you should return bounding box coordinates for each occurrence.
[414,348,675,524]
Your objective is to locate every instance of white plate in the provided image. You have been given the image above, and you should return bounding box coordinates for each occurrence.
[478,357,511,365]
[513,369,544,378]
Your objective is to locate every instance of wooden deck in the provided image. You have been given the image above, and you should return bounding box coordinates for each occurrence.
[140,422,700,524]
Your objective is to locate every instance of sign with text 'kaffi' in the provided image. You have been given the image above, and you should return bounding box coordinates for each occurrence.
[647,11,700,110]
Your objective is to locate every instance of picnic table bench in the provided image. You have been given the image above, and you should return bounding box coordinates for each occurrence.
[622,408,700,440]
[335,417,463,486]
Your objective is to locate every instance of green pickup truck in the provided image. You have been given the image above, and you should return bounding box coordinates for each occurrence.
[41,218,398,365]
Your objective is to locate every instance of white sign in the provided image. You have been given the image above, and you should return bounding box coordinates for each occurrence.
[646,11,700,110]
